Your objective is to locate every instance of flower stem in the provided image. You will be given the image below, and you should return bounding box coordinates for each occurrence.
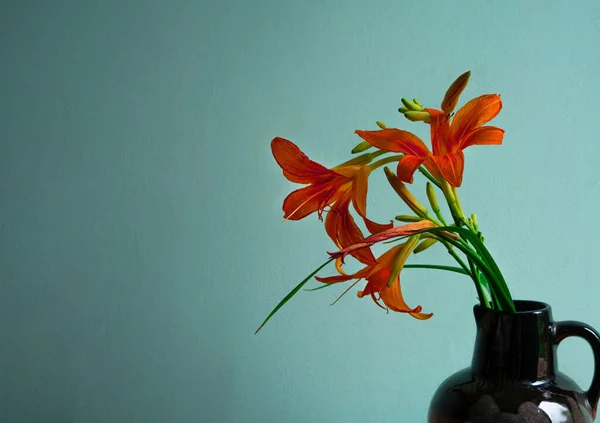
[438,239,486,307]
[417,166,442,189]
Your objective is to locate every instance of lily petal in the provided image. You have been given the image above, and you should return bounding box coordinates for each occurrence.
[355,129,430,157]
[351,166,369,219]
[451,94,502,143]
[460,126,504,149]
[380,276,426,315]
[430,151,465,187]
[350,166,393,235]
[325,205,377,265]
[396,155,425,184]
[314,273,359,284]
[282,184,336,220]
[271,137,334,183]
[427,109,452,156]
[362,216,394,236]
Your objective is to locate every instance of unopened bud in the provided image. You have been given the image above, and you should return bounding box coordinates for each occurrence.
[384,167,429,218]
[351,141,372,154]
[387,236,420,288]
[441,71,471,114]
[404,111,431,122]
[376,121,387,129]
[401,98,424,111]
[413,238,438,254]
[471,213,479,230]
[395,215,424,222]
[426,182,440,214]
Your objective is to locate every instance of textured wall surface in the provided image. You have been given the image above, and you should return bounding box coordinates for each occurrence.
[2,1,600,422]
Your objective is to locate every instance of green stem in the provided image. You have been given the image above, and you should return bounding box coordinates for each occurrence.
[439,239,485,307]
[468,260,491,308]
[417,166,442,189]
[438,234,512,312]
[433,208,447,226]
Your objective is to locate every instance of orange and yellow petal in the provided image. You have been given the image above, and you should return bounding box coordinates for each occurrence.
[325,205,377,265]
[396,155,425,184]
[427,109,453,156]
[430,151,465,187]
[350,166,369,218]
[362,216,394,236]
[355,129,430,157]
[451,94,502,142]
[379,276,424,315]
[349,167,394,235]
[282,184,335,220]
[271,137,334,184]
[459,126,504,149]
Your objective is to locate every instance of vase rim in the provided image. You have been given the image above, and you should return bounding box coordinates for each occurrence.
[474,299,551,315]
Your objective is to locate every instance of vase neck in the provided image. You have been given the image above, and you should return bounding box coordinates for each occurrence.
[471,300,557,383]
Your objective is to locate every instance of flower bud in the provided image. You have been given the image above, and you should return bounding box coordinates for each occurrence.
[386,236,420,288]
[395,215,424,222]
[384,167,429,218]
[413,238,438,254]
[426,182,440,214]
[471,213,479,230]
[401,98,424,111]
[351,141,372,154]
[441,71,471,114]
[376,121,387,129]
[404,111,431,122]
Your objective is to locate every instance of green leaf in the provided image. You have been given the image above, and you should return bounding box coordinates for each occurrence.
[403,264,470,275]
[303,283,334,292]
[255,258,334,334]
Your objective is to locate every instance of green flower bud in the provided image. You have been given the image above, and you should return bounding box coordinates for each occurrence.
[413,238,438,254]
[471,213,479,230]
[376,121,387,129]
[404,111,431,122]
[384,167,429,218]
[401,98,424,111]
[426,182,440,214]
[351,141,372,154]
[395,215,424,222]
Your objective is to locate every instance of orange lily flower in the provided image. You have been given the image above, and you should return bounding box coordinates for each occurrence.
[271,137,393,265]
[315,240,433,320]
[355,74,504,187]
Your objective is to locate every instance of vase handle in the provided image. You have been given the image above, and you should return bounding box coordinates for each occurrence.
[553,320,600,417]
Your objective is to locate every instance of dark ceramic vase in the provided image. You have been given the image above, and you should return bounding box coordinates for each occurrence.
[428,300,600,423]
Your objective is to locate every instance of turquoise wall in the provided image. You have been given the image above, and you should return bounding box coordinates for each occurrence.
[2,1,600,422]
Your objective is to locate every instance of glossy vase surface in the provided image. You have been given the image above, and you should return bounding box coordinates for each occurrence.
[428,300,600,423]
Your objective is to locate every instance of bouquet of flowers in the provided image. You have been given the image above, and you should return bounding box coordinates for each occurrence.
[256,71,515,334]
